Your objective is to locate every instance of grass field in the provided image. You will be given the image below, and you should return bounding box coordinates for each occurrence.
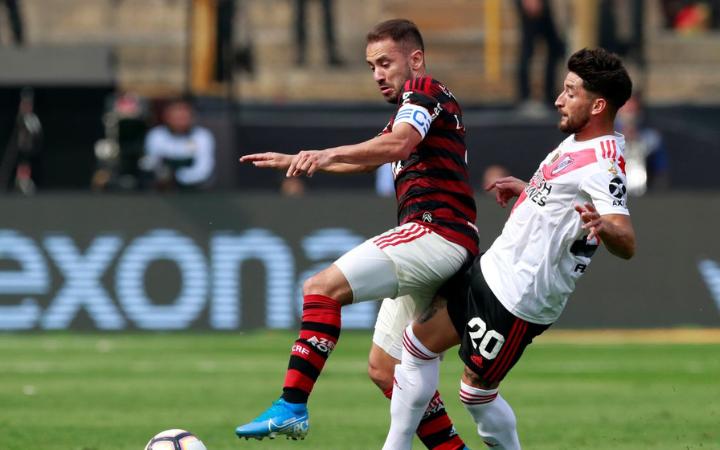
[1,331,719,450]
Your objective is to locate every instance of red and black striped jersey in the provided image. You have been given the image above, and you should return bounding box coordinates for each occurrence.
[382,75,478,256]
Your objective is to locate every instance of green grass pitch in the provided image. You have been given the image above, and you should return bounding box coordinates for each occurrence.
[1,331,718,450]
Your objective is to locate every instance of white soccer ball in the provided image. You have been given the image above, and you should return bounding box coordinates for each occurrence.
[144,429,207,450]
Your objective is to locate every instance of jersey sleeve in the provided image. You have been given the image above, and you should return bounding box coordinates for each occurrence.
[580,165,630,216]
[393,77,440,139]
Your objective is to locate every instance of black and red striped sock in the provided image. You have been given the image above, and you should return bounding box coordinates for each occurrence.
[383,387,467,450]
[281,294,341,404]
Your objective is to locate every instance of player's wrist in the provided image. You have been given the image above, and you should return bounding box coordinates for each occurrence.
[325,147,342,164]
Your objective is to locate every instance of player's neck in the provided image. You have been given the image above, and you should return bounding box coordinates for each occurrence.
[411,67,427,79]
[573,120,614,142]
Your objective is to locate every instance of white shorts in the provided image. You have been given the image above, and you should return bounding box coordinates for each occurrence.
[334,222,469,359]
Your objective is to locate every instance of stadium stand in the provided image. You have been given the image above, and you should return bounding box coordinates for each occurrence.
[13,0,719,104]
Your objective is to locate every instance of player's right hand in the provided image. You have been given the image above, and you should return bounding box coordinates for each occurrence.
[239,152,293,170]
[486,176,527,208]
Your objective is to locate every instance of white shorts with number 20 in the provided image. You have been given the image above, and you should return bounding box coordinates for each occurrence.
[334,222,469,359]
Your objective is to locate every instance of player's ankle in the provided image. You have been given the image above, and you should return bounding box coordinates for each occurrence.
[280,398,308,412]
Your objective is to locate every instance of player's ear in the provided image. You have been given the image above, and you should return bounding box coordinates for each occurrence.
[409,49,424,71]
[591,97,607,116]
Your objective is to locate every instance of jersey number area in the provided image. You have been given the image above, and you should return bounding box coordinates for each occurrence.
[467,317,505,360]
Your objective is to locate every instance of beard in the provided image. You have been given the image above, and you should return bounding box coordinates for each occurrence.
[558,110,590,134]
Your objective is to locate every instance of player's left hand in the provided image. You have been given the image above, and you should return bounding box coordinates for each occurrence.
[287,150,332,177]
[574,202,603,241]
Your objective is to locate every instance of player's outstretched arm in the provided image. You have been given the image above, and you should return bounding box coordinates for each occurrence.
[286,122,421,177]
[486,176,528,208]
[241,152,376,175]
[575,203,636,259]
[239,152,293,170]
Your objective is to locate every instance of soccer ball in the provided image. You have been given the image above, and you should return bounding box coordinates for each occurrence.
[144,429,207,450]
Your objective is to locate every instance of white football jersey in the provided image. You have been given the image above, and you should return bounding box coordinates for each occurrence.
[481,132,630,324]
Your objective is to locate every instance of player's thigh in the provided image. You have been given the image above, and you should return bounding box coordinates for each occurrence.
[412,295,461,355]
[333,239,399,303]
[372,295,422,360]
[377,224,468,298]
[334,222,467,303]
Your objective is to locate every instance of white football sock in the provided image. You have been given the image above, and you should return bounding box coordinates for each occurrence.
[460,381,521,450]
[382,326,440,450]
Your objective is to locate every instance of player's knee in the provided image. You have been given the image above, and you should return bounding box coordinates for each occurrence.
[301,269,352,303]
[302,272,336,297]
[367,360,393,392]
[302,275,323,296]
[463,365,499,390]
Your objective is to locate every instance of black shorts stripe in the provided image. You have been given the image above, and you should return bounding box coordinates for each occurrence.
[484,318,523,380]
[488,320,528,382]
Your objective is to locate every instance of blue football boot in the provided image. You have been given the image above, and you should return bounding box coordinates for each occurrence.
[235,398,309,440]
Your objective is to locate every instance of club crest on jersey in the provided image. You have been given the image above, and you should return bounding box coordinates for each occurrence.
[551,155,574,176]
[422,212,433,223]
[608,162,618,175]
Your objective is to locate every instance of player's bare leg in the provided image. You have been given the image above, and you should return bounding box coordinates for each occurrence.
[235,264,353,440]
[369,343,470,449]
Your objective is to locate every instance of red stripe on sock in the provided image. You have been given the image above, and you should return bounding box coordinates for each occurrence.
[459,390,497,405]
[403,329,435,360]
[283,369,315,394]
[383,387,393,400]
[417,415,453,438]
[302,294,341,328]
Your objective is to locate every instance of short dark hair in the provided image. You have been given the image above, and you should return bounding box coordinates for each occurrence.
[567,48,632,111]
[366,19,424,52]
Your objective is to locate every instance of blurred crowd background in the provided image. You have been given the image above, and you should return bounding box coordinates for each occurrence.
[1,0,719,196]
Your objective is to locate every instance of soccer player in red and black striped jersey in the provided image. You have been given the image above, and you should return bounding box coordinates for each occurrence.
[236,19,477,448]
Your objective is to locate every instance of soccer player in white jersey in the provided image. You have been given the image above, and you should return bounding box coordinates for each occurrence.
[382,47,636,450]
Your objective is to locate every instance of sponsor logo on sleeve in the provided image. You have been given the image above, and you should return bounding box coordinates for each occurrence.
[609,176,627,206]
